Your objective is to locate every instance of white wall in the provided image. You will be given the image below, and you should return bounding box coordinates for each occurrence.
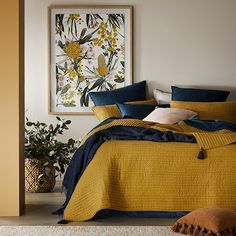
[25,0,236,141]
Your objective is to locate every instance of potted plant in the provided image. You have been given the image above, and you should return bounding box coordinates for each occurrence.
[25,117,79,193]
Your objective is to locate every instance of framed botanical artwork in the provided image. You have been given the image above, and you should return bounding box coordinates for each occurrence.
[49,5,133,114]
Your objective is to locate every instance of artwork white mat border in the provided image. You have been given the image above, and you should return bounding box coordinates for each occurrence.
[48,5,133,115]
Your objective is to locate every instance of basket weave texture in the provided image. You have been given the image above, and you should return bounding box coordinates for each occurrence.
[25,158,56,193]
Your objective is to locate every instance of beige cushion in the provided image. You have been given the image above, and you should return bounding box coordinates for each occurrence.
[143,108,197,124]
[153,89,171,104]
[172,206,236,235]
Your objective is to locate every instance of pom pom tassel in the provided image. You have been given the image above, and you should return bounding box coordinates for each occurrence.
[197,148,206,160]
[187,224,194,234]
[180,223,187,234]
[205,231,213,236]
[193,227,200,236]
[172,223,236,236]
[171,223,181,233]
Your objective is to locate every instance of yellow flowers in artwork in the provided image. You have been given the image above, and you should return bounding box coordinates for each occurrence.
[54,13,126,108]
[97,54,108,77]
[64,42,81,59]
[67,67,77,79]
[68,14,80,20]
[93,23,118,53]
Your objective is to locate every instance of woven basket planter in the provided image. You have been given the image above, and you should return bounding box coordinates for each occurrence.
[25,158,56,193]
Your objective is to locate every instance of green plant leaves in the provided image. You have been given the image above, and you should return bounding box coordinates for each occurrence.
[43,162,49,167]
[65,120,71,125]
[25,117,80,175]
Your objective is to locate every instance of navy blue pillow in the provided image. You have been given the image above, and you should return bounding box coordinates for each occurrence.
[156,104,170,108]
[171,86,230,102]
[116,102,157,119]
[89,81,146,106]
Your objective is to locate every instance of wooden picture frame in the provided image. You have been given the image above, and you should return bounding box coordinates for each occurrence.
[48,5,133,115]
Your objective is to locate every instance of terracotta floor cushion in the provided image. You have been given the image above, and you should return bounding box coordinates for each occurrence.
[172,206,236,236]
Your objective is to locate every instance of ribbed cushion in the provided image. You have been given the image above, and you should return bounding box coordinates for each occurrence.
[171,101,236,123]
[92,100,157,122]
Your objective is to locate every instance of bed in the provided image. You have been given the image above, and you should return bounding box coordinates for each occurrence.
[58,118,236,222]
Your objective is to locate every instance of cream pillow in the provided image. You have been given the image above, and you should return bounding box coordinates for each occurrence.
[153,89,171,104]
[143,108,198,124]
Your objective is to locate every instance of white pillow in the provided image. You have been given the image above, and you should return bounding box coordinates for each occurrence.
[153,89,171,104]
[143,108,198,124]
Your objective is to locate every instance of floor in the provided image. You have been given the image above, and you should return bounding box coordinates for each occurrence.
[0,181,177,226]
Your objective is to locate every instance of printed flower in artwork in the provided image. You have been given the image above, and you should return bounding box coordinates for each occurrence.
[97,54,108,77]
[120,43,125,56]
[54,12,126,108]
[68,14,81,20]
[67,67,77,79]
[64,42,81,59]
[58,75,65,87]
[86,46,95,64]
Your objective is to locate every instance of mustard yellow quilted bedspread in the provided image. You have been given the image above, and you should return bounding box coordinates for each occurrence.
[64,120,236,221]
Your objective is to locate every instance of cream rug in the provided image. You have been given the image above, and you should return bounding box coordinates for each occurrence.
[0,226,179,236]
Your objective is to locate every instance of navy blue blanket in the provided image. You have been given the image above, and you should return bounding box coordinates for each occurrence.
[54,119,236,216]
